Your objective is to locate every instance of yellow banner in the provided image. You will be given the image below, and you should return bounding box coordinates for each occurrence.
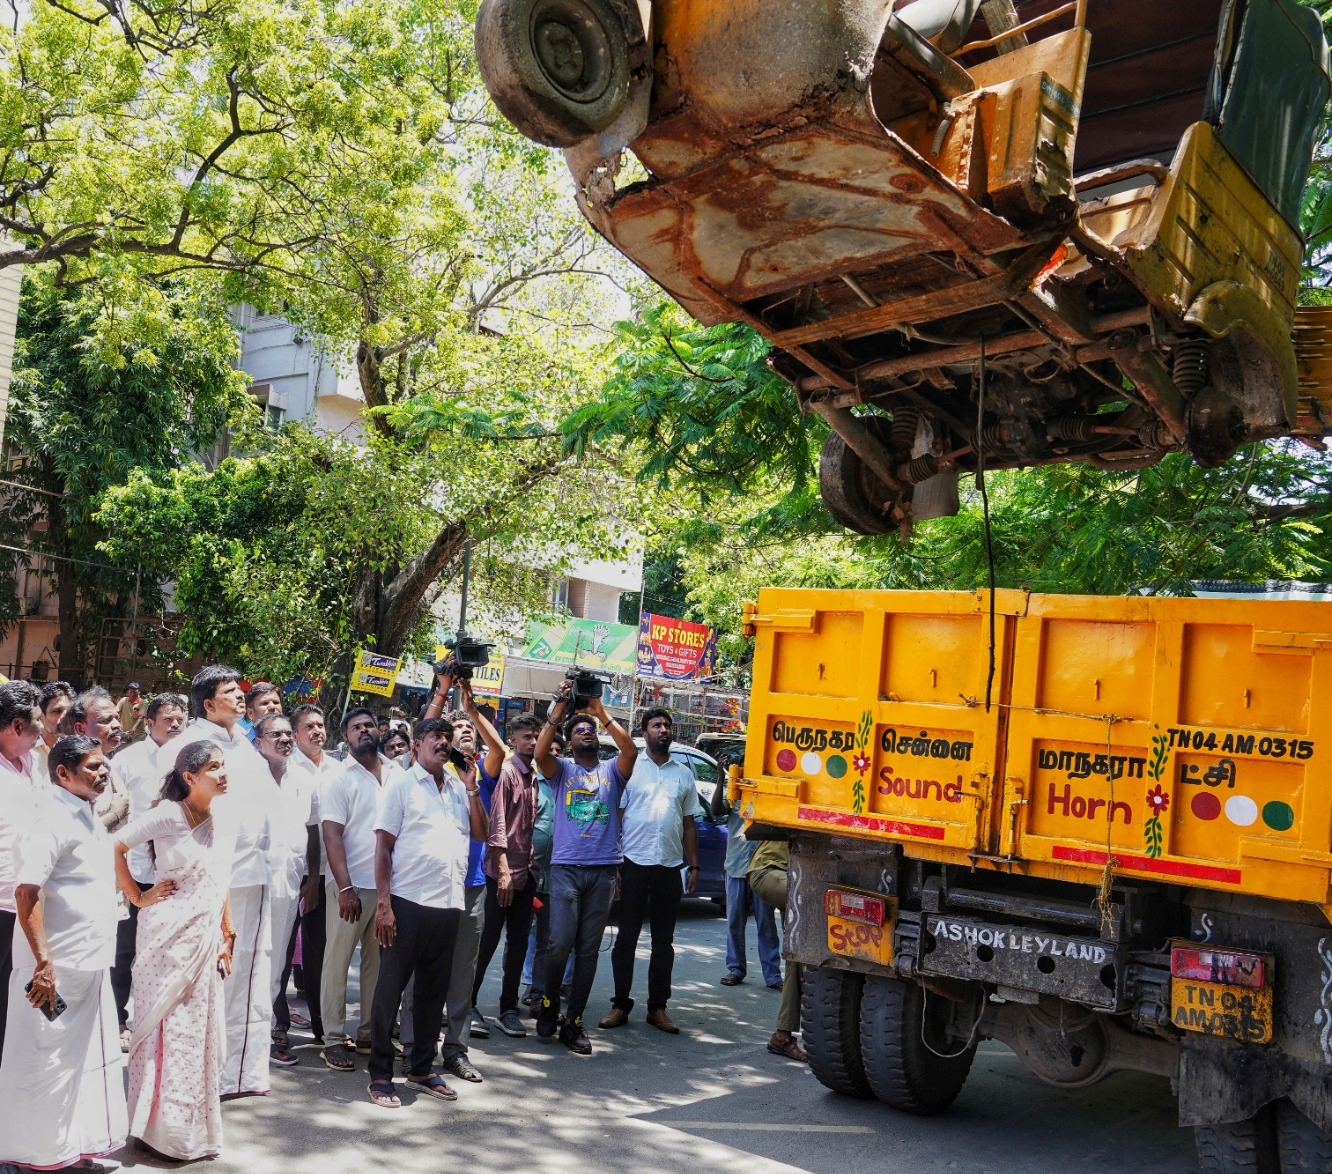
[352,650,402,698]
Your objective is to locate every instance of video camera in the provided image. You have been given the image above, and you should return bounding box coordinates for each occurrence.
[565,666,612,710]
[432,632,494,682]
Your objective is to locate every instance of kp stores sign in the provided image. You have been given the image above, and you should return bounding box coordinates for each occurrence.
[637,612,717,681]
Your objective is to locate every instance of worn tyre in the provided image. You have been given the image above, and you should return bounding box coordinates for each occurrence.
[475,0,634,147]
[801,966,873,1098]
[859,974,975,1115]
[818,426,896,536]
[1276,1099,1332,1172]
[1194,1105,1279,1174]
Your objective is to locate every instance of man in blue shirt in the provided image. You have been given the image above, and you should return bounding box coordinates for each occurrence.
[533,681,637,1054]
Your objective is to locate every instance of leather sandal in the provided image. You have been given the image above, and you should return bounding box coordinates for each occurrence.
[767,1034,807,1062]
[368,1080,401,1108]
[321,1043,355,1071]
[405,1072,458,1101]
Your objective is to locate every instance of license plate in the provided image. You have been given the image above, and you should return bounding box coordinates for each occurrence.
[826,894,897,966]
[1171,976,1273,1044]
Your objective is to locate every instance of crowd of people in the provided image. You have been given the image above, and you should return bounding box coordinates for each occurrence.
[0,665,803,1168]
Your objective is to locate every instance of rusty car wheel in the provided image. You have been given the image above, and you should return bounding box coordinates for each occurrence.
[818,426,898,536]
[475,0,634,147]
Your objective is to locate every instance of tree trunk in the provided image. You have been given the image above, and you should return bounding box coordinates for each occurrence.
[368,521,468,658]
[44,490,85,686]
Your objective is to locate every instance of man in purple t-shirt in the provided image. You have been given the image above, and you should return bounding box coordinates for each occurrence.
[533,681,637,1055]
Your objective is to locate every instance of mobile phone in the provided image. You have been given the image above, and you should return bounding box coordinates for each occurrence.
[449,747,470,773]
[24,982,67,1022]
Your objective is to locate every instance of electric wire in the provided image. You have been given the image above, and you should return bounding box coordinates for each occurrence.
[976,337,997,713]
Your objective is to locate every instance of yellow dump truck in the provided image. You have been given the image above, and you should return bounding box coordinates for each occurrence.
[736,588,1332,1170]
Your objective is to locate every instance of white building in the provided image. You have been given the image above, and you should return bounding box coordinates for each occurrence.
[231,306,367,440]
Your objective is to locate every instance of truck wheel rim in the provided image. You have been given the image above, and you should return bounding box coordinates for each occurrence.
[530,1,613,104]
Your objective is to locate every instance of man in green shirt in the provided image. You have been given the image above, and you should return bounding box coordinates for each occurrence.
[748,839,805,1061]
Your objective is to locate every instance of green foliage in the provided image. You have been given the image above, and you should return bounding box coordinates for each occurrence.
[562,302,822,500]
[2,275,249,669]
[98,426,429,682]
[96,417,638,683]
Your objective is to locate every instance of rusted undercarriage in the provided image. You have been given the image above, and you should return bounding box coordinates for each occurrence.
[476,0,1331,533]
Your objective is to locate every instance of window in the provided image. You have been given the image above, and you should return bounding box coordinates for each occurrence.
[264,404,285,430]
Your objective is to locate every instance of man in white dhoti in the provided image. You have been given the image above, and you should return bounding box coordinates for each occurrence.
[0,680,43,1062]
[253,712,316,1067]
[0,734,128,1168]
[162,665,275,1099]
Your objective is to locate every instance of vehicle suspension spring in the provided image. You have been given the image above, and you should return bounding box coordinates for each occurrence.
[896,453,940,484]
[976,421,1008,451]
[1046,415,1099,444]
[890,406,919,453]
[1172,339,1208,396]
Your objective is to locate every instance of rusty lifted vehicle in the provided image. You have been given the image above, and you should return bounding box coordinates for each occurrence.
[475,0,1330,534]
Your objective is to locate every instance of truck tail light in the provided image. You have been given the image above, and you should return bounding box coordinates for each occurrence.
[824,888,886,926]
[1171,945,1265,989]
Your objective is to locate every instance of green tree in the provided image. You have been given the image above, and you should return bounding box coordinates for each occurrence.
[4,275,249,679]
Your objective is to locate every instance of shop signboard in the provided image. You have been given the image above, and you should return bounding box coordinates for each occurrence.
[522,617,637,674]
[636,612,718,681]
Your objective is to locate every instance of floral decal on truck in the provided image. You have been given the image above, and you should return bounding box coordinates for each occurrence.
[1144,726,1171,858]
[851,709,873,814]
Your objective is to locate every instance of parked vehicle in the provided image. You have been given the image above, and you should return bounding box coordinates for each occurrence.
[735,586,1332,1170]
[476,0,1331,534]
[695,733,746,773]
[597,736,728,905]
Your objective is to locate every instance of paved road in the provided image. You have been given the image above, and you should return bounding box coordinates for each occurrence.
[111,903,1199,1174]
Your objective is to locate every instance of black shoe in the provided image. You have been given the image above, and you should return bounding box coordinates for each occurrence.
[559,1017,592,1055]
[536,996,559,1039]
[469,1008,491,1039]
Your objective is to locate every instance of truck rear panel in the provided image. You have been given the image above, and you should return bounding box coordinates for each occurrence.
[741,589,1332,911]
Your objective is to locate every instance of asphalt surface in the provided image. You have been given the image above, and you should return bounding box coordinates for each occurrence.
[110,902,1200,1174]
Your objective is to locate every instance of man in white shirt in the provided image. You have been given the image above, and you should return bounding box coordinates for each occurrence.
[161,664,275,1098]
[366,716,487,1108]
[0,680,42,1060]
[600,707,699,1036]
[318,706,402,1071]
[286,702,339,1044]
[32,681,74,786]
[253,712,318,1068]
[0,734,127,1167]
[105,690,186,1045]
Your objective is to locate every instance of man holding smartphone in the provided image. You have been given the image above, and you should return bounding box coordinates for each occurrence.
[533,681,637,1055]
[0,735,129,1168]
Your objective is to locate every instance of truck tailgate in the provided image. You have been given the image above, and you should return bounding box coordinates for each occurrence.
[741,589,1332,907]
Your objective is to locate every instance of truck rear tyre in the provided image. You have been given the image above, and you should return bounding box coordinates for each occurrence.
[1276,1099,1332,1172]
[858,974,976,1115]
[475,0,634,147]
[800,967,873,1098]
[818,428,897,536]
[1194,1104,1279,1174]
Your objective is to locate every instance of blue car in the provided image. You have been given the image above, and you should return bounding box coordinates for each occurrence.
[598,738,728,910]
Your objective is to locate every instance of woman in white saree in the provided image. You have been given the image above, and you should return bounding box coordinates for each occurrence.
[113,740,237,1161]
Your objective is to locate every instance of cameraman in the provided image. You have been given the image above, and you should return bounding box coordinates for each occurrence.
[532,679,636,1055]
